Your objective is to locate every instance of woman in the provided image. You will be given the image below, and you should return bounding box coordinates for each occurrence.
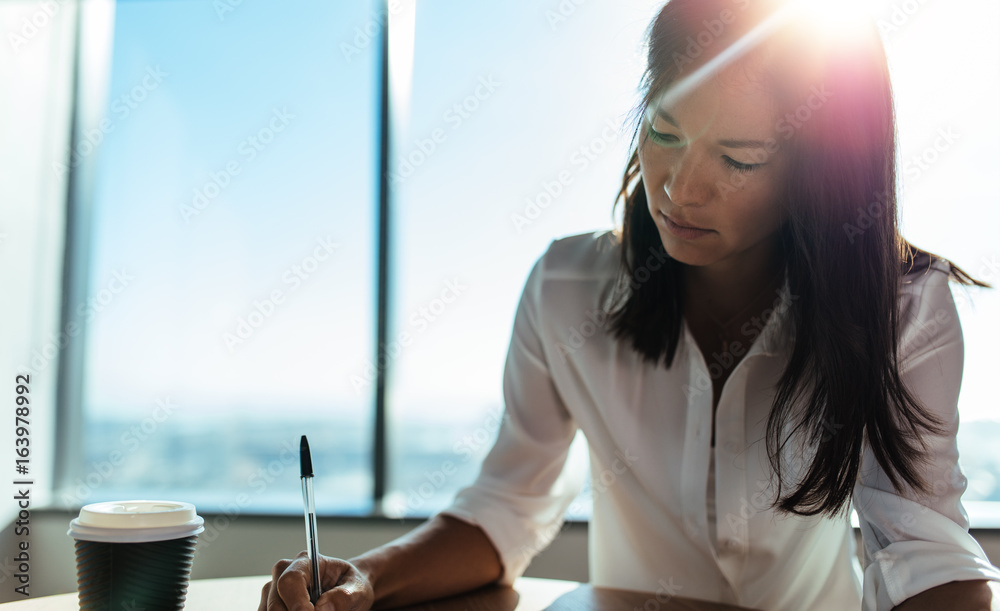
[259,0,1000,609]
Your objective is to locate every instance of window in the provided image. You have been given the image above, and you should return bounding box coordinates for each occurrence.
[884,1,1000,520]
[56,0,1000,526]
[382,1,663,518]
[64,0,379,514]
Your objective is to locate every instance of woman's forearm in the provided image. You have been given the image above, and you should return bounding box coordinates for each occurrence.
[348,513,504,608]
[892,579,998,611]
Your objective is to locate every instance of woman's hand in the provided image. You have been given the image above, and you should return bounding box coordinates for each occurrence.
[258,551,375,611]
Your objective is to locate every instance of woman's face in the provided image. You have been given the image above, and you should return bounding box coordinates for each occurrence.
[638,62,792,270]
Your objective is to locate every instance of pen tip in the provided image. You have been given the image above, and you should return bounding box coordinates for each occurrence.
[300,435,313,477]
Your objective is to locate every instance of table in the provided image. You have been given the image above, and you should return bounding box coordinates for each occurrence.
[4,575,757,610]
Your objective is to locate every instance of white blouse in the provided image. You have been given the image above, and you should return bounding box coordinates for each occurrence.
[440,230,1000,611]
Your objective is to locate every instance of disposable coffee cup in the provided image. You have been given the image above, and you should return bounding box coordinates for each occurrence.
[68,500,205,611]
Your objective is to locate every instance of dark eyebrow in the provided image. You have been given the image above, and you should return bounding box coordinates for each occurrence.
[655,108,680,128]
[653,108,770,150]
[717,138,771,149]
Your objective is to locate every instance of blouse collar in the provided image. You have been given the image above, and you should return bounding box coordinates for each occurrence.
[680,265,796,361]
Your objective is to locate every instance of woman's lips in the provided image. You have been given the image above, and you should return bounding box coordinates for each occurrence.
[665,214,709,230]
[659,211,714,239]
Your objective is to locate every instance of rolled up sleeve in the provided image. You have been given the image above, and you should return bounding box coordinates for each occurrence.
[438,247,583,585]
[854,265,1000,611]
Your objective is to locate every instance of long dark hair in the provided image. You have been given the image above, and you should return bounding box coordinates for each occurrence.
[605,0,991,517]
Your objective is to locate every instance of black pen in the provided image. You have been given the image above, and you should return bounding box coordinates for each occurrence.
[300,435,322,604]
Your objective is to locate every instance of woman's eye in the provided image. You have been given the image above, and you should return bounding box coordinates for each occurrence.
[723,156,762,174]
[646,118,765,175]
[647,122,681,146]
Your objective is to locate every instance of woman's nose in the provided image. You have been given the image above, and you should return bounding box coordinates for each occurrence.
[664,152,709,207]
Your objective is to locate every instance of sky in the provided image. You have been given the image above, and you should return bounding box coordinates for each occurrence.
[82,0,999,430]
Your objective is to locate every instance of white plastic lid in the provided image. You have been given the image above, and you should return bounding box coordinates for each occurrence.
[67,500,205,543]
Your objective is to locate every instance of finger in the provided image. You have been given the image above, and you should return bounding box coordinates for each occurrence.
[264,559,293,611]
[274,557,315,609]
[292,554,344,594]
[318,588,359,611]
[258,582,270,611]
[271,559,292,582]
[317,586,372,611]
[265,580,289,611]
[336,568,369,596]
[316,567,373,611]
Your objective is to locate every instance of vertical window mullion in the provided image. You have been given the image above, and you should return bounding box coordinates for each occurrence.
[373,0,392,511]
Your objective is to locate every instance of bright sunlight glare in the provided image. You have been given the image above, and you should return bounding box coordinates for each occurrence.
[650,0,875,115]
[789,0,874,43]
